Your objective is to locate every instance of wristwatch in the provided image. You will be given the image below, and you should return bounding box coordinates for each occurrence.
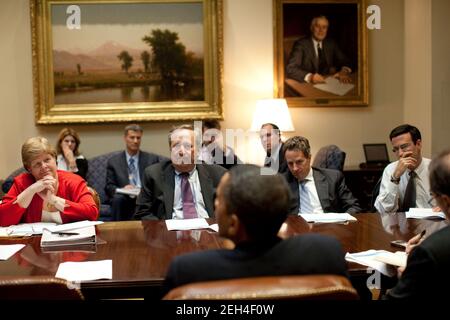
[390,175,400,184]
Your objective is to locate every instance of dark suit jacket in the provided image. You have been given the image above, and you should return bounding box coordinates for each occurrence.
[134,160,227,220]
[264,143,288,174]
[386,225,450,299]
[286,37,351,83]
[105,150,164,200]
[284,166,361,214]
[163,234,348,294]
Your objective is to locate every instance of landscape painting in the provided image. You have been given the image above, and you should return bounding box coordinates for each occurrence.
[31,0,223,124]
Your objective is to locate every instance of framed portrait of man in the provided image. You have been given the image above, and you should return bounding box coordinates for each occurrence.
[273,0,368,107]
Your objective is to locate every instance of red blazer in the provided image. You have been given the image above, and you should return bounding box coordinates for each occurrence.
[0,170,98,227]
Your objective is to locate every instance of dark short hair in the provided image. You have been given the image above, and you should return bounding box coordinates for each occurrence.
[124,124,143,136]
[283,136,311,158]
[389,124,421,144]
[222,164,290,240]
[203,120,221,130]
[429,149,450,197]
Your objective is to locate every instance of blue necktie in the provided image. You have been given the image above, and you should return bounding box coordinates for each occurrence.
[128,158,137,186]
[299,180,313,213]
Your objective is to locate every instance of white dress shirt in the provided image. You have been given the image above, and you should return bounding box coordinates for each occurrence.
[172,167,209,219]
[375,157,432,213]
[297,168,324,214]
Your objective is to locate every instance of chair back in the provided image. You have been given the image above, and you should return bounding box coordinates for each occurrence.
[313,145,346,171]
[87,186,101,211]
[0,276,84,300]
[370,177,382,212]
[163,275,358,300]
[86,151,121,204]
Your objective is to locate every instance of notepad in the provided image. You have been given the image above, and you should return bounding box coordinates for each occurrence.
[116,187,141,197]
[373,251,407,268]
[40,226,96,248]
[345,250,399,277]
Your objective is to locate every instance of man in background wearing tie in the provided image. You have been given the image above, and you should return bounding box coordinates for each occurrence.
[106,124,163,221]
[134,124,226,220]
[282,136,360,214]
[260,123,288,174]
[375,124,436,214]
[286,15,352,85]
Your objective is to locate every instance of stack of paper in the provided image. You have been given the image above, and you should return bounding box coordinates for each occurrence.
[40,221,103,248]
[345,250,406,277]
[406,208,445,219]
[299,213,357,223]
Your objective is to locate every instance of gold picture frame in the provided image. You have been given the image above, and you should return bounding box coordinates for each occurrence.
[273,0,368,107]
[31,0,223,124]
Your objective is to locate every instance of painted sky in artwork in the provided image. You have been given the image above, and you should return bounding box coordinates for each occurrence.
[51,3,204,55]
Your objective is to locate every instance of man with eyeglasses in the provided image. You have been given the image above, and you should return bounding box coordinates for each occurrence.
[375,124,436,213]
[386,149,450,299]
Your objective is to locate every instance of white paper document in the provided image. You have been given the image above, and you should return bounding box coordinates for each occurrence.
[56,259,112,282]
[345,250,399,277]
[165,218,210,231]
[373,251,407,268]
[0,244,25,260]
[44,220,103,233]
[208,224,219,232]
[0,222,57,237]
[116,187,141,197]
[313,77,354,96]
[406,208,446,219]
[299,213,357,223]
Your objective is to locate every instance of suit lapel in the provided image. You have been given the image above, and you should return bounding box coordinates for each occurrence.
[197,165,214,217]
[313,168,331,211]
[162,165,175,219]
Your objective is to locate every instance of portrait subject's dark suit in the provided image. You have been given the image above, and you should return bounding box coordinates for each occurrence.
[134,160,227,220]
[163,234,348,294]
[386,225,450,299]
[286,37,351,83]
[105,150,164,220]
[283,166,361,214]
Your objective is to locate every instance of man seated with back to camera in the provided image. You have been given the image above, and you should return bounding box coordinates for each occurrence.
[162,164,349,295]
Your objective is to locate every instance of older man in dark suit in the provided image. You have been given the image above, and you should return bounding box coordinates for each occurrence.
[162,164,349,295]
[105,124,164,221]
[286,15,352,86]
[134,124,226,220]
[283,136,361,214]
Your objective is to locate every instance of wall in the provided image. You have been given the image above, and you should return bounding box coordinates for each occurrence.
[0,0,413,178]
[432,0,450,155]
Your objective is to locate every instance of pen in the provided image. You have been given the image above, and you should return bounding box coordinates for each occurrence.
[418,229,426,240]
[52,232,79,236]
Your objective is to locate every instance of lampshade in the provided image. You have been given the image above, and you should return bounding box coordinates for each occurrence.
[250,99,295,132]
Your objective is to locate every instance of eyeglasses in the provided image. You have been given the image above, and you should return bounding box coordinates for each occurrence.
[428,193,439,207]
[392,143,412,153]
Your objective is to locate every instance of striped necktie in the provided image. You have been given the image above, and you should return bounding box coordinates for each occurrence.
[299,179,313,213]
[128,157,137,186]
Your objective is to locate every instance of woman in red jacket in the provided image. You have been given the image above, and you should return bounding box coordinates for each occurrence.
[0,137,98,227]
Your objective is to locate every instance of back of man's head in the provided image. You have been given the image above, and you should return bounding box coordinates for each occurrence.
[429,149,450,201]
[223,164,290,240]
[389,124,421,143]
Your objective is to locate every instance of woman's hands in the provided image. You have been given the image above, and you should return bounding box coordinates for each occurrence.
[62,142,77,171]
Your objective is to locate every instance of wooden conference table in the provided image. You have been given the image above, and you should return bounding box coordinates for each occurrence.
[0,213,447,299]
